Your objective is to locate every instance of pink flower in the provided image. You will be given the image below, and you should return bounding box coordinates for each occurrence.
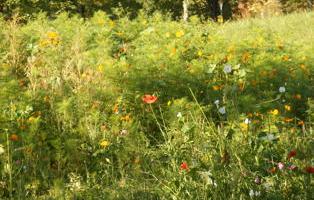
[254,177,261,185]
[278,162,285,170]
[288,165,298,171]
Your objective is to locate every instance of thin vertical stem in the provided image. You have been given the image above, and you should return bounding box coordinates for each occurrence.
[6,131,13,199]
[149,104,166,141]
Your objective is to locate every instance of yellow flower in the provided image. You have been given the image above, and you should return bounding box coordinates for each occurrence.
[212,85,223,91]
[300,64,306,70]
[48,32,59,44]
[300,64,309,75]
[44,96,50,102]
[175,30,184,38]
[121,114,131,122]
[284,105,291,111]
[240,122,248,131]
[282,55,289,61]
[197,50,203,57]
[109,20,115,27]
[47,31,58,39]
[100,140,110,148]
[39,39,49,47]
[247,113,253,118]
[28,116,37,123]
[242,52,251,63]
[270,109,279,116]
[97,19,105,26]
[167,100,172,106]
[217,15,224,23]
[97,65,104,72]
[116,32,124,36]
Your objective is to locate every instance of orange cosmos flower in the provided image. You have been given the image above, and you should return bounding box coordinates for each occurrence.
[242,52,251,63]
[268,166,276,174]
[113,103,119,114]
[284,118,293,123]
[282,55,289,61]
[121,114,131,122]
[142,95,158,104]
[298,121,304,126]
[293,94,301,100]
[9,134,19,142]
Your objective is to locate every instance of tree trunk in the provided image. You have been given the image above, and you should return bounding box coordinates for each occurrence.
[183,0,189,21]
[207,0,220,20]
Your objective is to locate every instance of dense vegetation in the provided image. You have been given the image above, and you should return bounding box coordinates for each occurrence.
[0,8,313,200]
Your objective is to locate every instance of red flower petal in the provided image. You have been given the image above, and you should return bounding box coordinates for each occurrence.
[287,149,297,160]
[180,162,189,171]
[142,95,158,104]
[305,166,314,174]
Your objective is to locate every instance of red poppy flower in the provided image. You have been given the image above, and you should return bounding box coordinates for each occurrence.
[180,162,189,171]
[142,95,158,104]
[287,149,297,160]
[305,166,314,174]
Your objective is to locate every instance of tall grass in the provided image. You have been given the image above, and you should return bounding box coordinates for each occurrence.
[0,11,313,199]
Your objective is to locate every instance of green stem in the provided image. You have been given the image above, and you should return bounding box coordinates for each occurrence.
[149,104,166,141]
[6,131,13,199]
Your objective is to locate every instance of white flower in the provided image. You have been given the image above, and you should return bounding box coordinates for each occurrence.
[244,118,251,124]
[214,100,220,108]
[209,179,218,187]
[255,191,261,196]
[249,189,261,198]
[279,86,286,93]
[223,64,232,73]
[265,134,276,141]
[249,190,255,197]
[120,129,128,136]
[177,112,183,118]
[218,107,226,115]
[199,170,217,187]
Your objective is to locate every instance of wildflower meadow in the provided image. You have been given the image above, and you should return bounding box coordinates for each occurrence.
[0,10,313,199]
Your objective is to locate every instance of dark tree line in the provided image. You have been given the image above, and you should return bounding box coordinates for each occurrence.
[0,0,311,20]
